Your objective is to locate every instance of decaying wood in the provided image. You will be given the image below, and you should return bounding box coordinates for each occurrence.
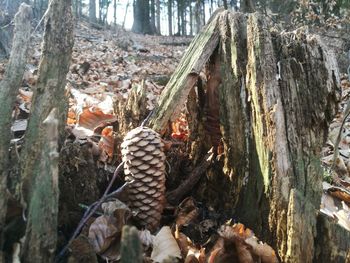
[314,214,350,262]
[115,81,149,135]
[21,109,59,262]
[120,226,143,263]
[18,0,74,260]
[149,9,221,132]
[150,9,348,262]
[20,0,74,208]
[0,4,32,258]
[166,152,212,205]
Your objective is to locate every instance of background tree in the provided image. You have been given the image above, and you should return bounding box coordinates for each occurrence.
[168,0,173,35]
[132,0,154,34]
[89,0,97,23]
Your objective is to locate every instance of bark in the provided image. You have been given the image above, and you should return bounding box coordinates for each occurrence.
[19,0,74,258]
[21,109,59,262]
[149,9,348,262]
[0,4,31,258]
[116,81,150,135]
[149,9,222,132]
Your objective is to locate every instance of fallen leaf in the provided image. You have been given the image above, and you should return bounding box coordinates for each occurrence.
[88,215,121,260]
[175,197,199,228]
[78,107,117,130]
[151,226,182,262]
[245,236,278,263]
[99,126,115,159]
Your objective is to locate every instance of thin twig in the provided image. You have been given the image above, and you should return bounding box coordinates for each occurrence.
[33,0,52,34]
[141,109,154,127]
[55,161,125,262]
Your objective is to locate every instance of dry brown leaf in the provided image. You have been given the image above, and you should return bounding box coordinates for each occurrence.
[88,215,121,260]
[325,184,350,204]
[18,88,33,102]
[207,237,254,263]
[78,107,117,130]
[175,225,191,258]
[138,229,155,247]
[219,223,253,240]
[175,197,199,227]
[171,113,189,141]
[99,126,115,159]
[67,110,77,125]
[245,236,278,263]
[68,235,98,263]
[185,247,205,263]
[151,226,182,263]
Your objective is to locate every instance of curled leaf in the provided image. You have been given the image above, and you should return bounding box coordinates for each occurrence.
[175,197,199,228]
[99,126,115,159]
[78,107,117,130]
[151,226,182,262]
[88,215,121,260]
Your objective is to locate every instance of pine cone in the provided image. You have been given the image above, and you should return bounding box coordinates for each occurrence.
[121,126,166,232]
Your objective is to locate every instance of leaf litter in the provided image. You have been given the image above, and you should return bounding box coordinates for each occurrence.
[321,74,350,232]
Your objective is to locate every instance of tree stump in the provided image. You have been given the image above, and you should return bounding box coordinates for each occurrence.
[0,4,32,259]
[149,10,348,263]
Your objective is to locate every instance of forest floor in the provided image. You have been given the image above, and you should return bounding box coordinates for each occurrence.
[1,21,350,262]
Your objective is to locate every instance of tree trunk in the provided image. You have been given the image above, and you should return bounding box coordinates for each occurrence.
[240,0,255,12]
[149,10,349,262]
[181,4,186,35]
[195,0,204,34]
[113,0,117,25]
[189,4,193,36]
[177,1,181,35]
[2,0,23,17]
[89,0,96,23]
[168,0,172,36]
[19,0,74,260]
[132,0,154,34]
[0,4,31,261]
[156,0,160,34]
[223,0,228,9]
[150,0,157,33]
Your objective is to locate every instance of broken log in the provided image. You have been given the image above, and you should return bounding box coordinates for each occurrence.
[149,9,221,132]
[149,10,348,263]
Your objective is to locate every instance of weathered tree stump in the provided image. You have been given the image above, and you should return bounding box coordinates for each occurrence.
[18,0,74,261]
[21,109,59,262]
[0,4,32,260]
[149,10,348,263]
